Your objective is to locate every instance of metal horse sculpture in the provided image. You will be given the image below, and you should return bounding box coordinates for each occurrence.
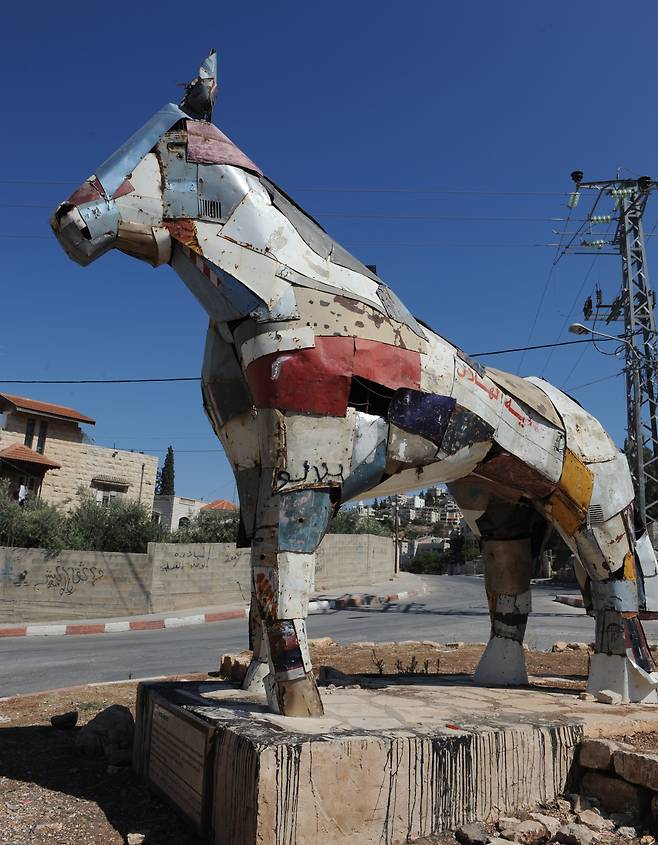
[52,52,658,717]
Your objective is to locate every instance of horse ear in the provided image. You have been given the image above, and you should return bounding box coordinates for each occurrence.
[180,49,218,122]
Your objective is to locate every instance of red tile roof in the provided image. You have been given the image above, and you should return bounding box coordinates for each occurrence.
[0,444,61,469]
[201,499,238,512]
[0,393,95,425]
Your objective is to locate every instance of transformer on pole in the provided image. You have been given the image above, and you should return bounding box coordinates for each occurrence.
[563,173,658,533]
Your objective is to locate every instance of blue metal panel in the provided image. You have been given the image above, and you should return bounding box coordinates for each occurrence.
[388,389,455,444]
[440,406,495,454]
[171,247,263,322]
[278,489,333,553]
[96,103,188,197]
[342,441,387,501]
[158,136,199,219]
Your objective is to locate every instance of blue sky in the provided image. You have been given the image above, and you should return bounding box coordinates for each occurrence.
[2,1,657,501]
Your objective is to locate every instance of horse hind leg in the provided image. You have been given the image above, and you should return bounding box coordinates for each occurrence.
[241,594,271,691]
[474,537,532,686]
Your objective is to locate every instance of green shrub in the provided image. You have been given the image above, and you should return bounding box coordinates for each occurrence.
[169,510,239,544]
[65,493,164,553]
[327,509,392,536]
[0,480,66,550]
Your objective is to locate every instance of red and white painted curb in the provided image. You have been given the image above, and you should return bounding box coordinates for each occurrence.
[0,587,424,640]
[553,594,585,609]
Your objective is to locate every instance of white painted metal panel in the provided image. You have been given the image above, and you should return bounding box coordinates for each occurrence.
[451,360,501,431]
[461,508,485,536]
[195,221,291,308]
[388,424,437,466]
[420,334,456,396]
[588,453,635,523]
[495,401,565,483]
[254,552,314,620]
[527,377,619,463]
[637,532,658,577]
[486,368,563,429]
[217,410,260,470]
[367,440,493,497]
[113,153,164,225]
[220,190,385,312]
[351,411,387,468]
[239,325,315,368]
[278,412,355,492]
[592,513,631,575]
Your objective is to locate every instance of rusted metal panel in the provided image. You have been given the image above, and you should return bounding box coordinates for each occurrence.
[235,467,260,541]
[278,489,333,553]
[486,368,563,430]
[588,452,635,523]
[95,102,188,197]
[591,513,631,575]
[388,389,455,444]
[375,284,427,340]
[440,406,495,456]
[186,120,263,173]
[201,322,255,427]
[527,377,619,463]
[276,412,354,493]
[574,527,608,579]
[452,359,502,431]
[67,177,103,206]
[386,424,438,471]
[267,620,306,680]
[476,452,557,499]
[268,288,427,353]
[253,552,314,620]
[245,336,354,416]
[257,408,286,471]
[115,222,171,266]
[239,326,315,368]
[353,339,421,390]
[342,412,388,501]
[419,335,455,395]
[78,197,119,240]
[545,449,594,536]
[637,532,658,577]
[482,539,531,594]
[217,410,259,470]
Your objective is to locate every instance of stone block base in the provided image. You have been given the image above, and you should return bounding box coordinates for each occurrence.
[133,678,592,844]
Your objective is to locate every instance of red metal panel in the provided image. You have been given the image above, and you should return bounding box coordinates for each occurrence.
[353,339,421,390]
[186,120,263,174]
[67,178,103,206]
[245,336,354,416]
[112,179,135,199]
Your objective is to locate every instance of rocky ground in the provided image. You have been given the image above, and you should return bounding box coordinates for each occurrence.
[0,640,634,845]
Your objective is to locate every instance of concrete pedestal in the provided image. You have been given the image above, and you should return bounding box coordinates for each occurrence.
[133,676,658,845]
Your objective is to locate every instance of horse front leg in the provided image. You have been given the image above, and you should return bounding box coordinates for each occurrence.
[241,593,270,691]
[251,481,332,716]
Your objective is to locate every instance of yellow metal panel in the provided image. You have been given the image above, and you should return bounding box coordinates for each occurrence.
[548,489,584,536]
[559,449,594,513]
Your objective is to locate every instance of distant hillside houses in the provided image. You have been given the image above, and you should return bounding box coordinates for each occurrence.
[356,485,466,531]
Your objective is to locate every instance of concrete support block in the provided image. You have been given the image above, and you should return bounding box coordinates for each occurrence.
[474,637,528,686]
[587,653,658,704]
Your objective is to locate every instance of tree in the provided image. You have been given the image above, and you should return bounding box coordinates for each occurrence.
[327,509,392,536]
[157,446,175,496]
[65,493,163,553]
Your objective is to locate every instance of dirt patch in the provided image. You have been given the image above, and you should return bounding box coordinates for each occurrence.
[0,645,592,844]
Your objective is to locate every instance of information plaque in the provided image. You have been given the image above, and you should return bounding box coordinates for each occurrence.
[147,700,214,833]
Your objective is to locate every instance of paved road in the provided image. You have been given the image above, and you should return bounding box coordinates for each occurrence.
[4,575,658,697]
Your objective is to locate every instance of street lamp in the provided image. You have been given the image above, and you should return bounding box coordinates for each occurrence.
[568,323,628,345]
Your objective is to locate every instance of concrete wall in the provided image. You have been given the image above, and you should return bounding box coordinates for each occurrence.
[0,534,394,622]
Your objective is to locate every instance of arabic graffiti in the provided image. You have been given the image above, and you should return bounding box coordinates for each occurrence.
[40,565,104,597]
[160,549,210,573]
[274,461,345,493]
[456,364,532,428]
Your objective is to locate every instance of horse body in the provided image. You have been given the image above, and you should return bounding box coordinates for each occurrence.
[52,53,658,716]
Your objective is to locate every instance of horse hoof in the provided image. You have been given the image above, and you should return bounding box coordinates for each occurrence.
[241,659,269,692]
[474,637,528,686]
[267,673,324,717]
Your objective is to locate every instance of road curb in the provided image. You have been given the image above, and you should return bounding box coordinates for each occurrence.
[0,585,426,639]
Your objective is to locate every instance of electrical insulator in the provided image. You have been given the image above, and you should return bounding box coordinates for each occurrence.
[567,191,580,209]
[582,239,606,249]
[596,289,603,306]
[590,215,613,224]
[583,297,593,320]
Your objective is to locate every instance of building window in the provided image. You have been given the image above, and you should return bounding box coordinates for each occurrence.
[178,516,190,529]
[94,485,125,507]
[36,421,48,454]
[152,512,161,525]
[24,418,35,448]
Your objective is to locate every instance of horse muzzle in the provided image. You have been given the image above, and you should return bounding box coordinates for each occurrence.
[51,197,119,267]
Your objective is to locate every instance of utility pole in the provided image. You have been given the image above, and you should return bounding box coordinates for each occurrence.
[394,495,400,573]
[563,172,658,533]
